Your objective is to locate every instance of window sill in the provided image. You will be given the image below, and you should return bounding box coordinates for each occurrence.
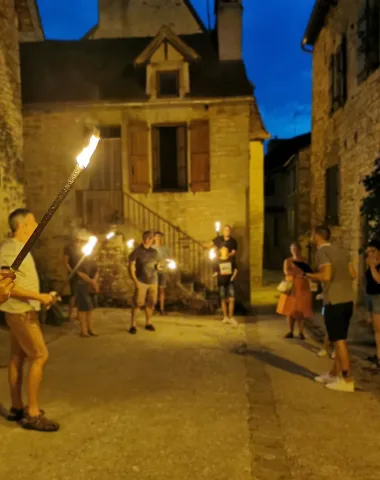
[152,188,188,194]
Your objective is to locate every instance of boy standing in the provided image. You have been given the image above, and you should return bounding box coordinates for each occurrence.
[215,246,238,325]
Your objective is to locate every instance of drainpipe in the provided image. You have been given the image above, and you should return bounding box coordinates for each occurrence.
[301,38,314,53]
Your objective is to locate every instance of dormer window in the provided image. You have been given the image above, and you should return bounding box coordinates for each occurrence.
[157,70,180,98]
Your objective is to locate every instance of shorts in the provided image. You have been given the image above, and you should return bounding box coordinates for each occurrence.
[133,281,158,308]
[5,311,48,360]
[366,294,380,314]
[74,282,97,312]
[158,272,167,288]
[324,302,354,342]
[219,283,235,299]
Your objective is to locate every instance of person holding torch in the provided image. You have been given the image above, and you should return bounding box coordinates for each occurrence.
[0,209,59,432]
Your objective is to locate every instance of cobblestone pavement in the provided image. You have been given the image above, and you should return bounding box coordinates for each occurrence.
[0,310,380,480]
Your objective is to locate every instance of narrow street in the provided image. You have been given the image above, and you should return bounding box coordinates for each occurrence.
[1,311,380,480]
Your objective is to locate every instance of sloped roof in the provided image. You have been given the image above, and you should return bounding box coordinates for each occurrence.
[302,0,337,48]
[250,100,270,141]
[20,34,254,104]
[265,133,311,172]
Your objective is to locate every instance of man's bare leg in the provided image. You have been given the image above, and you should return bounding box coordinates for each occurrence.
[228,298,235,318]
[145,306,153,326]
[159,287,165,314]
[68,296,76,320]
[334,339,353,382]
[221,299,228,319]
[27,353,48,417]
[131,307,139,328]
[78,312,88,336]
[86,310,97,335]
[9,353,26,410]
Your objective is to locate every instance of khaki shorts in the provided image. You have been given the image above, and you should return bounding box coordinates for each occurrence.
[5,311,48,360]
[133,282,158,308]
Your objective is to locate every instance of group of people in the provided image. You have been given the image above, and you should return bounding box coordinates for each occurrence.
[276,224,380,393]
[0,207,240,432]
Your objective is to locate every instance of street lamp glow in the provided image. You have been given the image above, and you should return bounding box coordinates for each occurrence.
[126,239,135,249]
[106,231,115,240]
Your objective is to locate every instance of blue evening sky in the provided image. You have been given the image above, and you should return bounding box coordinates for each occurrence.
[36,0,314,140]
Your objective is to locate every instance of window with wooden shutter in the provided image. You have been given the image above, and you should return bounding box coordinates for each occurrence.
[151,124,187,192]
[330,34,348,114]
[190,119,210,193]
[128,121,150,194]
[357,0,380,84]
[325,165,340,226]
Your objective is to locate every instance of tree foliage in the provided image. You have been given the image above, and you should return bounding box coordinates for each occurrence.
[361,157,380,241]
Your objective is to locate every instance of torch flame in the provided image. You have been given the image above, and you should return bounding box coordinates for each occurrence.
[215,221,221,233]
[167,259,177,271]
[76,135,100,169]
[106,232,115,240]
[82,236,98,256]
[126,239,135,249]
[209,248,216,260]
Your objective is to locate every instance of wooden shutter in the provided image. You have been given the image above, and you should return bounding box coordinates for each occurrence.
[329,54,336,113]
[128,122,150,194]
[325,165,340,225]
[190,120,210,193]
[152,127,160,191]
[177,126,187,190]
[338,34,348,106]
[357,0,368,83]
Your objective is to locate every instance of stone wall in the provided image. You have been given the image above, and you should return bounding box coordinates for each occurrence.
[23,100,253,299]
[310,0,380,299]
[0,1,25,238]
[89,0,202,39]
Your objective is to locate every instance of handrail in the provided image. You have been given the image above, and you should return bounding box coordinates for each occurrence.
[123,191,205,248]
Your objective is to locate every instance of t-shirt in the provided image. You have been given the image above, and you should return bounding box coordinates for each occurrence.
[216,257,237,287]
[0,239,40,313]
[129,245,158,285]
[213,235,238,253]
[366,266,380,295]
[315,243,354,305]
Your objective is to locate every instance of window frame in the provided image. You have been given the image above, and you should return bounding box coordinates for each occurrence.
[329,34,348,115]
[156,70,181,98]
[151,123,188,193]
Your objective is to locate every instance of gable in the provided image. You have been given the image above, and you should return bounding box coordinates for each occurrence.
[134,26,200,66]
[85,0,206,40]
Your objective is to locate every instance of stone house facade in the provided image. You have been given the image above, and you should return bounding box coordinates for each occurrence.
[0,0,42,236]
[20,0,268,305]
[264,134,311,270]
[303,0,380,300]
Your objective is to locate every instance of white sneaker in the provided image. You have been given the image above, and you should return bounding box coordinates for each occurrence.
[317,349,328,358]
[326,377,355,393]
[228,317,238,325]
[222,317,229,324]
[314,372,338,384]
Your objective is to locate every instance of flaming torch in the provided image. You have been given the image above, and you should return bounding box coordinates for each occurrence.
[167,259,177,271]
[10,132,100,271]
[209,248,217,261]
[126,239,135,250]
[67,236,98,282]
[215,221,221,235]
[106,231,115,241]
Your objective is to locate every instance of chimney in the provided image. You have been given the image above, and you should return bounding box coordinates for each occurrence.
[215,0,243,61]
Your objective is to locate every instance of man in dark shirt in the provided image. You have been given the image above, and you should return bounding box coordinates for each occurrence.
[128,230,159,334]
[214,246,238,325]
[209,225,237,258]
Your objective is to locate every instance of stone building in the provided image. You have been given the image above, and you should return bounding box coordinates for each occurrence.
[303,0,380,299]
[0,0,42,235]
[264,133,311,270]
[20,0,268,305]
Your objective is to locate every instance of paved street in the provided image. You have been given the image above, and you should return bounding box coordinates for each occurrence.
[1,311,380,480]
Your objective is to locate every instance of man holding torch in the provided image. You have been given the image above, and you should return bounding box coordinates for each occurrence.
[206,224,238,259]
[0,209,59,432]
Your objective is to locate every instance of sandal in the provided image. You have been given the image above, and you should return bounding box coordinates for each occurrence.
[6,406,45,422]
[88,330,98,337]
[284,332,294,339]
[20,413,60,432]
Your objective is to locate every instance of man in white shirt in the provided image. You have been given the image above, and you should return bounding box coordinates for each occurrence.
[0,208,59,431]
